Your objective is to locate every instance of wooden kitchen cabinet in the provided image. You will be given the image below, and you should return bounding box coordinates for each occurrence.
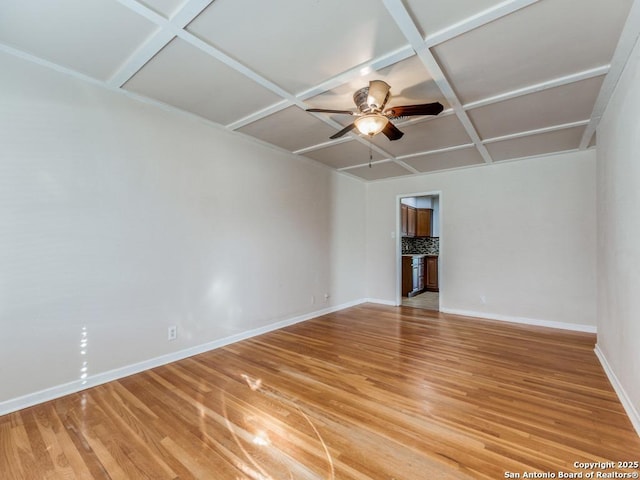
[401,204,408,236]
[401,205,432,237]
[407,206,416,237]
[425,256,439,292]
[416,208,432,237]
[402,256,413,296]
[402,255,426,296]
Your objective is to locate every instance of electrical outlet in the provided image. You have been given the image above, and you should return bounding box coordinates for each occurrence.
[168,325,177,341]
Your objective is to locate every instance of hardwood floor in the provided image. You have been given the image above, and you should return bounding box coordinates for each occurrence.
[1,304,639,479]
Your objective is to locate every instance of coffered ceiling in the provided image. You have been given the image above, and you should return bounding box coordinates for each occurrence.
[1,0,638,181]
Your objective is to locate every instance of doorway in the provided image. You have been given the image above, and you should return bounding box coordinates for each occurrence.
[397,193,441,311]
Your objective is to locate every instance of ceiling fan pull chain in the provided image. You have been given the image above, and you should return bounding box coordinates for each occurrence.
[369,136,373,168]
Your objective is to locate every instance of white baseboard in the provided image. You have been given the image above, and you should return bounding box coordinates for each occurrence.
[594,344,640,437]
[439,307,597,333]
[0,299,364,417]
[364,298,398,306]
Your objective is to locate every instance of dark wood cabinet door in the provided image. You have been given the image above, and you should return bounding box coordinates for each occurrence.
[416,208,432,237]
[402,256,413,296]
[426,256,439,291]
[401,204,408,236]
[407,207,416,237]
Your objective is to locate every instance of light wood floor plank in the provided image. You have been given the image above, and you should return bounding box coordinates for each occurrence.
[1,304,639,479]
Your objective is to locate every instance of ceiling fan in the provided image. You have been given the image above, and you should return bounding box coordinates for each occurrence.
[307,80,444,141]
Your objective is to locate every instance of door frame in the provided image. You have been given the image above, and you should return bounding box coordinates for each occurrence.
[395,190,443,308]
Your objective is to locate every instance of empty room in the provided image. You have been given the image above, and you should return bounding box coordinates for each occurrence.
[1,0,639,479]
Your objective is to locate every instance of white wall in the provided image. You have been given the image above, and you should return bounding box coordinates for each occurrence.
[0,52,365,408]
[366,151,597,330]
[596,35,640,433]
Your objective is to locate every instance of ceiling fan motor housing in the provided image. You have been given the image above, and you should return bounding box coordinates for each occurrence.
[353,87,372,113]
[353,80,390,114]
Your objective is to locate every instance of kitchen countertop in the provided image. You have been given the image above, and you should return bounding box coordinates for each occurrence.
[402,254,438,257]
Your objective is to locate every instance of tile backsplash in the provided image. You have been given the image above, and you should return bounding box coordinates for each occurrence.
[402,236,439,255]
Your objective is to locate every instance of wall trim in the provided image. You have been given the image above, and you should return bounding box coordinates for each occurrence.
[365,298,398,306]
[439,307,597,333]
[594,344,640,437]
[0,299,365,417]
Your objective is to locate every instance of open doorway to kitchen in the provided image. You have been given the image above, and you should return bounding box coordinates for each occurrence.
[396,193,441,311]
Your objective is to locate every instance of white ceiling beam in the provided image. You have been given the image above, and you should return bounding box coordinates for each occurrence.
[296,45,415,101]
[424,0,540,47]
[337,158,406,171]
[170,0,214,25]
[382,0,493,164]
[109,0,213,88]
[114,0,295,101]
[115,0,170,25]
[292,130,397,163]
[395,143,476,161]
[393,159,421,174]
[228,46,415,130]
[225,100,293,130]
[293,138,353,155]
[114,0,404,148]
[483,119,590,144]
[463,65,610,111]
[108,29,176,87]
[579,0,640,149]
[177,30,294,101]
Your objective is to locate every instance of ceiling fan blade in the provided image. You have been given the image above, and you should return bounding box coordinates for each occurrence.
[382,122,404,141]
[384,102,444,118]
[306,108,355,115]
[330,123,357,139]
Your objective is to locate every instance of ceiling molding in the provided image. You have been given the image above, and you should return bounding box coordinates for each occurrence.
[338,158,401,171]
[393,159,421,174]
[226,99,293,130]
[109,0,216,88]
[2,0,633,182]
[424,0,540,47]
[579,0,640,149]
[483,119,590,144]
[108,29,176,88]
[229,46,416,130]
[463,65,610,111]
[295,46,416,102]
[395,143,476,161]
[382,0,494,164]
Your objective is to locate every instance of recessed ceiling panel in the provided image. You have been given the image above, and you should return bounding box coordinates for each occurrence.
[486,126,585,162]
[123,38,282,125]
[373,114,472,157]
[433,0,633,103]
[404,147,484,173]
[468,76,605,140]
[305,55,448,112]
[238,106,341,152]
[404,0,505,39]
[0,0,157,81]
[303,141,386,170]
[342,161,413,181]
[186,0,407,93]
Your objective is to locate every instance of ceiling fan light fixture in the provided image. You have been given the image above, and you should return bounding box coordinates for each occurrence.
[354,113,389,136]
[367,80,390,110]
